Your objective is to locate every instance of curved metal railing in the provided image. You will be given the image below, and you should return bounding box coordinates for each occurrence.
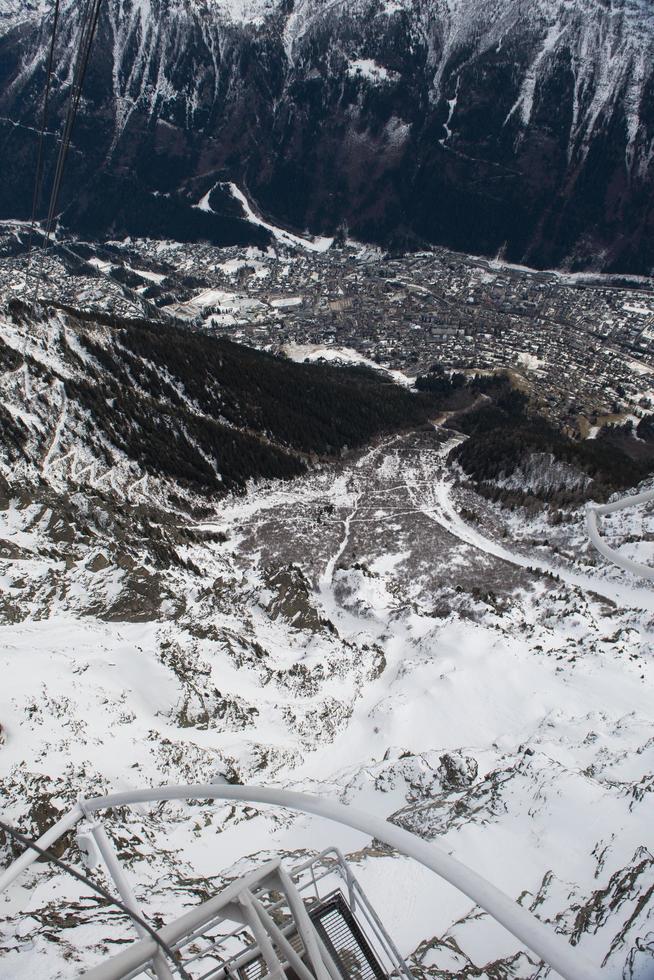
[0,783,597,980]
[586,487,654,581]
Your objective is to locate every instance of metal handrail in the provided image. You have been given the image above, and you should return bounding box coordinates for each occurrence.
[171,858,344,980]
[587,487,654,581]
[297,849,409,978]
[80,864,282,980]
[0,784,598,980]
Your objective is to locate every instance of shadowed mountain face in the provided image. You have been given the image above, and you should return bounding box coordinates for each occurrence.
[0,301,440,495]
[1,0,653,271]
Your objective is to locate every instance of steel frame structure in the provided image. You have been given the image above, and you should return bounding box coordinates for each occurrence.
[80,847,408,980]
[0,784,598,980]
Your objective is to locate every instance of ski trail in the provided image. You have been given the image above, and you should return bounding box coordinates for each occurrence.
[22,362,31,401]
[319,436,403,589]
[127,474,148,501]
[41,382,67,475]
[320,490,361,588]
[409,456,654,613]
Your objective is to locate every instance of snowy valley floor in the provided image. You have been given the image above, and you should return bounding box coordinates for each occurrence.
[0,430,653,978]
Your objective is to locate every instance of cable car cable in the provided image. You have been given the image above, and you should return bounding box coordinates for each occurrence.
[24,0,61,295]
[0,818,191,979]
[32,0,103,304]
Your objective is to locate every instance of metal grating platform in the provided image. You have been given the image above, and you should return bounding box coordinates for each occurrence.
[310,892,387,980]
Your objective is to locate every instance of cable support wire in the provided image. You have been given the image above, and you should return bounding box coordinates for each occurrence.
[0,818,191,980]
[24,0,61,296]
[31,0,103,305]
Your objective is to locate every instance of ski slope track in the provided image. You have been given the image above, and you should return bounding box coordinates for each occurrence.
[408,436,654,613]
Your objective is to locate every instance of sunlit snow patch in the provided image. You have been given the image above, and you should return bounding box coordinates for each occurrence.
[202,0,278,26]
[282,343,414,387]
[347,58,399,84]
[195,182,333,253]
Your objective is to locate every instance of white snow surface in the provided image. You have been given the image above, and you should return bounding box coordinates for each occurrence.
[197,182,333,253]
[282,342,415,387]
[0,312,653,978]
[347,58,398,84]
[201,0,278,25]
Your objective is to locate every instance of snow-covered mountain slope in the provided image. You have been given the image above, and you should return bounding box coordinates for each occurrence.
[0,298,653,979]
[0,0,45,38]
[1,0,654,271]
[0,299,443,498]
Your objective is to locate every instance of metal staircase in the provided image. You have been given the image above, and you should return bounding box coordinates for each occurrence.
[0,783,597,980]
[79,848,410,980]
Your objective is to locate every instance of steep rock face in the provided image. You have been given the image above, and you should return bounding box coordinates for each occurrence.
[1,0,653,270]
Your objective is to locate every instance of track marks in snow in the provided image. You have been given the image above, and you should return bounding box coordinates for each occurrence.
[40,381,67,475]
[318,436,405,592]
[320,489,361,588]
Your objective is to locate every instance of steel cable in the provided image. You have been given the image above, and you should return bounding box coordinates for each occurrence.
[32,0,103,304]
[0,818,191,979]
[24,0,61,295]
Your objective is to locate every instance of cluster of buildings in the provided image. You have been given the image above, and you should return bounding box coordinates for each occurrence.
[2,222,654,438]
[139,240,654,436]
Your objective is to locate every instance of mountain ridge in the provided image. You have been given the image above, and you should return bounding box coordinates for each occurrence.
[1,0,653,271]
[0,299,443,499]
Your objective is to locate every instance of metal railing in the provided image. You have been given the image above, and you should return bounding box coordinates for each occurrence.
[587,487,654,581]
[79,849,410,980]
[0,784,598,980]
